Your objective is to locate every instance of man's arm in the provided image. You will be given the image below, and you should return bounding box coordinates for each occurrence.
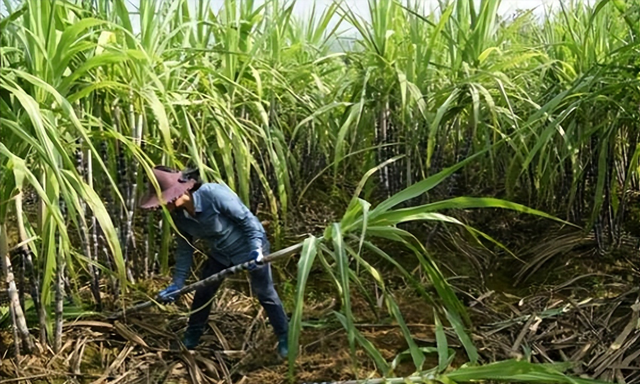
[173,231,194,286]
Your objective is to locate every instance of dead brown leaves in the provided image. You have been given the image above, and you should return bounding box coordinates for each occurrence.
[469,285,640,383]
[0,286,284,384]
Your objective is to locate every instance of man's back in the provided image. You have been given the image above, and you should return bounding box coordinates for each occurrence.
[173,183,266,266]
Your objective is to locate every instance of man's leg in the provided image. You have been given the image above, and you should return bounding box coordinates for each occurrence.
[183,256,227,349]
[249,263,289,357]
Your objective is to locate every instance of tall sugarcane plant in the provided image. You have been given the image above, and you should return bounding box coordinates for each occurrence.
[286,155,604,383]
[0,0,638,380]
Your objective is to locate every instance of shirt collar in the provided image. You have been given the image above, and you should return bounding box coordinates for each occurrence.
[192,188,204,213]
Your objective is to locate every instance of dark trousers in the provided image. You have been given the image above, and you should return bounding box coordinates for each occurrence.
[187,253,289,338]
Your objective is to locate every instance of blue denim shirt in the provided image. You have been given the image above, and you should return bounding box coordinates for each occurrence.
[170,183,267,282]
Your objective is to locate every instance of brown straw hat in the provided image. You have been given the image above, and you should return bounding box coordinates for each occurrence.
[139,166,197,209]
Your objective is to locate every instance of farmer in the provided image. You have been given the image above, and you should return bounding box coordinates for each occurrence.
[138,165,288,358]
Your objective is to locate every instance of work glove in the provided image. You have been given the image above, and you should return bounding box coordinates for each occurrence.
[157,282,184,303]
[247,247,264,271]
[251,247,264,263]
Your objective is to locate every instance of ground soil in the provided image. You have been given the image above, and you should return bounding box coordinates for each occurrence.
[1,210,639,384]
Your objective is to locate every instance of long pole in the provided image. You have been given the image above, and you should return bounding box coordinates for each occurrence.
[108,242,304,320]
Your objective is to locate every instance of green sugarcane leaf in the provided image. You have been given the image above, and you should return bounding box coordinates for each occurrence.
[288,236,319,377]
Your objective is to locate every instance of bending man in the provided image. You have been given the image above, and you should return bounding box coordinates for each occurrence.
[139,165,288,358]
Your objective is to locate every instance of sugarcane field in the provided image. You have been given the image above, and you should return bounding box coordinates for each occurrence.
[0,0,639,383]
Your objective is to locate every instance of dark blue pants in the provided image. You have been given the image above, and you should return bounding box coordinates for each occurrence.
[187,244,289,338]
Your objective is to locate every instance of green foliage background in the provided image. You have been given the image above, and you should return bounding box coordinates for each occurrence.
[0,0,638,382]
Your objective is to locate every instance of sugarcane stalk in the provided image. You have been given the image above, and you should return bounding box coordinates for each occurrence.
[15,191,47,346]
[98,112,118,299]
[54,249,65,353]
[123,111,142,277]
[613,129,639,245]
[605,143,615,248]
[139,125,150,278]
[54,198,67,353]
[99,228,116,298]
[588,136,606,254]
[9,302,21,361]
[406,124,415,192]
[122,101,135,266]
[377,100,391,196]
[386,115,396,195]
[17,249,25,318]
[76,140,102,309]
[112,104,134,286]
[75,138,86,212]
[143,214,148,278]
[37,174,46,234]
[0,223,33,354]
[81,205,101,309]
[143,210,150,279]
[108,242,304,319]
[87,149,102,305]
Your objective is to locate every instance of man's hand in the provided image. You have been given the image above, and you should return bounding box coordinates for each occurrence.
[247,247,264,271]
[157,282,183,303]
[250,247,264,263]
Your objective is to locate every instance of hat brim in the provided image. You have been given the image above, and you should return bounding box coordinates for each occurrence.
[139,179,196,209]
